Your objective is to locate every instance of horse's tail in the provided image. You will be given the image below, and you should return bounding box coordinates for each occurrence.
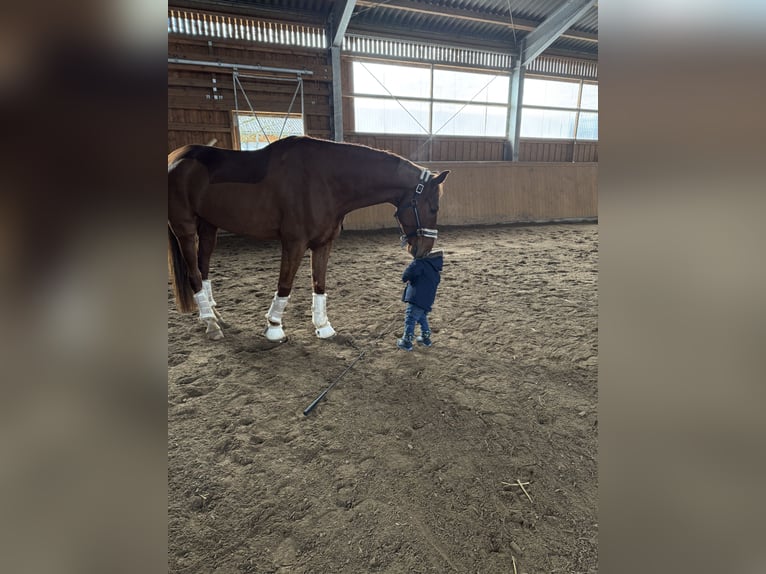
[167,224,197,313]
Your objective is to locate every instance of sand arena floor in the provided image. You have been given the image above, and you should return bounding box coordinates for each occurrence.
[168,223,598,574]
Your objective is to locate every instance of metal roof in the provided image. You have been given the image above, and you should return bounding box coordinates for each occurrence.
[171,0,598,59]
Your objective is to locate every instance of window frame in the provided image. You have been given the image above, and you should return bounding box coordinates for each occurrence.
[350,58,509,138]
[521,75,598,141]
[231,110,305,150]
[348,59,598,141]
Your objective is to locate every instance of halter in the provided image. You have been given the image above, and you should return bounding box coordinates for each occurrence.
[395,168,439,246]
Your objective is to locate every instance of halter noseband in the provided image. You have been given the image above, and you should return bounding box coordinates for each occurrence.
[395,168,438,246]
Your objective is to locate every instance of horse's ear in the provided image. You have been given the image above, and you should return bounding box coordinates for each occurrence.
[432,170,450,185]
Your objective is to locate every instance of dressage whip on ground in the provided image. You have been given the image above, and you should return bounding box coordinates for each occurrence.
[303,315,399,416]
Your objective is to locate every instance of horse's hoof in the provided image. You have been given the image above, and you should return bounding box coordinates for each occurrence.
[202,318,224,340]
[315,324,336,339]
[213,309,228,328]
[264,325,287,343]
[207,329,224,341]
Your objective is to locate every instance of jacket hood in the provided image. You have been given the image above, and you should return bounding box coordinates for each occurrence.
[423,250,443,272]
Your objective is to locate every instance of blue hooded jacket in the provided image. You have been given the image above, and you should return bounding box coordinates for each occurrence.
[401,251,443,313]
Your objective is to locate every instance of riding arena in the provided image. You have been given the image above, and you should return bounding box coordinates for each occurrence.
[169,2,598,572]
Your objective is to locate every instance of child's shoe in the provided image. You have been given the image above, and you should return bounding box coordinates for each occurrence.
[416,331,432,347]
[396,334,414,351]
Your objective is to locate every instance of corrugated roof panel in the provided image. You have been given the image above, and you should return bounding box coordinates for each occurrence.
[510,0,568,21]
[572,4,598,33]
[173,0,597,59]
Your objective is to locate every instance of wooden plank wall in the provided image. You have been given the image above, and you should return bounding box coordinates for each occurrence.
[342,162,598,230]
[519,139,598,162]
[345,134,506,162]
[168,35,333,152]
[344,135,598,163]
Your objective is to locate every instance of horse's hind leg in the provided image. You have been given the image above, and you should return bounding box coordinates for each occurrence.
[176,227,223,341]
[197,219,223,323]
[310,242,337,339]
[169,158,222,340]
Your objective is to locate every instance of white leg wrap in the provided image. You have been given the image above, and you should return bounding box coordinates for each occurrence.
[265,292,290,324]
[312,293,336,339]
[194,290,223,339]
[202,279,217,307]
[264,292,290,342]
[194,290,215,320]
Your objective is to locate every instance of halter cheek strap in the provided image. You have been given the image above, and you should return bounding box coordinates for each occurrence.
[415,168,428,194]
[396,169,439,244]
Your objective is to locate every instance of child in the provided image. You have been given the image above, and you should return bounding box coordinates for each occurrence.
[397,248,443,351]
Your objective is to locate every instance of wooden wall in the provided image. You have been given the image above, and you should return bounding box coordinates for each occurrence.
[519,139,598,162]
[345,134,506,162]
[168,35,334,152]
[345,135,599,163]
[342,161,597,230]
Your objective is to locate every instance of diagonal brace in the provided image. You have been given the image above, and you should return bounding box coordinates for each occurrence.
[521,0,596,66]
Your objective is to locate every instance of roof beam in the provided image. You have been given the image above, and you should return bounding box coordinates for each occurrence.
[330,0,358,47]
[353,0,597,43]
[521,0,597,65]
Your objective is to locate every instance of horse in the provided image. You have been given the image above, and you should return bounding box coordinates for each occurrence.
[167,136,449,342]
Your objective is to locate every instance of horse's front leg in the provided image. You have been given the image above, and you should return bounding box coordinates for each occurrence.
[310,242,337,339]
[263,242,305,342]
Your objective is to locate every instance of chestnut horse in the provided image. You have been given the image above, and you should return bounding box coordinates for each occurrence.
[168,136,449,342]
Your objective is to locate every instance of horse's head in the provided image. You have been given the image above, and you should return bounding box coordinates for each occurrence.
[395,169,450,259]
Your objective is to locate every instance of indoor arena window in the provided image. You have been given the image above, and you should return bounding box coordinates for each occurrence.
[351,61,507,137]
[520,78,598,140]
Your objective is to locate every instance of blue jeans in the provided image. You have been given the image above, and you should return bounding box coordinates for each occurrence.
[403,303,430,339]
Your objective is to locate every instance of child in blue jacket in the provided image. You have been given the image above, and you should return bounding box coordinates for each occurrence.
[397,249,443,351]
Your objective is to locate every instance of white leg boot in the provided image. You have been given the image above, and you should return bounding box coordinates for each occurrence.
[312,293,336,339]
[202,279,223,321]
[202,279,216,307]
[194,289,223,340]
[264,292,290,342]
